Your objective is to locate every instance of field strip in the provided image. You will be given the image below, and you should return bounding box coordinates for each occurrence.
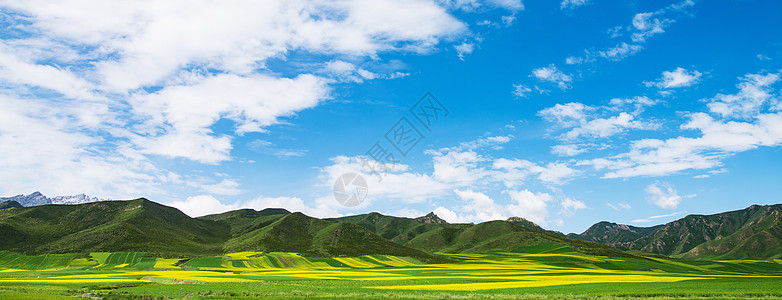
[367,274,714,291]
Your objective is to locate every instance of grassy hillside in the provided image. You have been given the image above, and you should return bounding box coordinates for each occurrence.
[405,220,639,258]
[0,199,229,257]
[328,212,450,244]
[198,208,290,238]
[225,212,451,263]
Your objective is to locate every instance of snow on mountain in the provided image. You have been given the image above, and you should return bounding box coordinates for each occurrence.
[0,191,108,207]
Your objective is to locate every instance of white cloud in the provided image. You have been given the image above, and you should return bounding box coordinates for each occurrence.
[645,182,692,209]
[452,189,508,222]
[561,0,590,10]
[707,73,779,119]
[538,102,593,126]
[321,60,378,83]
[539,99,660,141]
[583,72,782,179]
[445,135,513,151]
[248,140,308,158]
[551,144,588,157]
[506,189,554,224]
[501,14,516,27]
[434,188,562,225]
[436,0,524,12]
[455,42,474,60]
[0,0,474,199]
[200,179,243,196]
[531,64,572,89]
[606,202,631,211]
[0,93,166,199]
[0,43,99,101]
[131,73,329,163]
[599,42,643,61]
[562,112,659,140]
[560,198,587,216]
[631,211,685,223]
[168,195,240,218]
[631,12,669,43]
[167,194,339,218]
[492,158,580,185]
[512,84,532,98]
[645,67,702,89]
[244,195,339,218]
[566,0,694,64]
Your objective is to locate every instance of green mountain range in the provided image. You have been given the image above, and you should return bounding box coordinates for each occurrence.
[1,198,780,261]
[569,204,782,260]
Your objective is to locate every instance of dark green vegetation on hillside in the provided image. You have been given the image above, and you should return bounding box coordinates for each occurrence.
[0,200,22,209]
[0,199,228,257]
[570,204,782,260]
[568,221,663,244]
[2,198,781,261]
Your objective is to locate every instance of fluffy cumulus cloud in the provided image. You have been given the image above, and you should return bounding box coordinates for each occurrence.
[433,188,560,225]
[506,189,554,224]
[0,0,476,202]
[319,134,584,224]
[580,72,782,178]
[644,182,694,209]
[319,135,579,204]
[645,67,702,89]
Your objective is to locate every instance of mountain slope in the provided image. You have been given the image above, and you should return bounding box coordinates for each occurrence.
[0,191,104,207]
[405,220,637,258]
[0,200,22,209]
[0,199,229,256]
[567,221,662,245]
[225,212,450,262]
[679,205,782,260]
[328,212,451,244]
[199,208,290,238]
[608,204,782,259]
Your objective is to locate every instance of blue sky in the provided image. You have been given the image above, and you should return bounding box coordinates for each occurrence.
[1,0,781,234]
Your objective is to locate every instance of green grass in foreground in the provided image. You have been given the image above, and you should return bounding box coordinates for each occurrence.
[0,251,781,299]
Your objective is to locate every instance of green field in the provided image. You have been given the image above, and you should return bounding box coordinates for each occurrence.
[1,248,782,299]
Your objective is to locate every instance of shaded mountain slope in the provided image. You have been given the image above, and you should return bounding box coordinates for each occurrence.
[328,212,451,244]
[679,205,782,260]
[618,204,782,258]
[406,220,638,258]
[225,212,450,263]
[0,199,229,256]
[567,221,662,245]
[0,200,22,209]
